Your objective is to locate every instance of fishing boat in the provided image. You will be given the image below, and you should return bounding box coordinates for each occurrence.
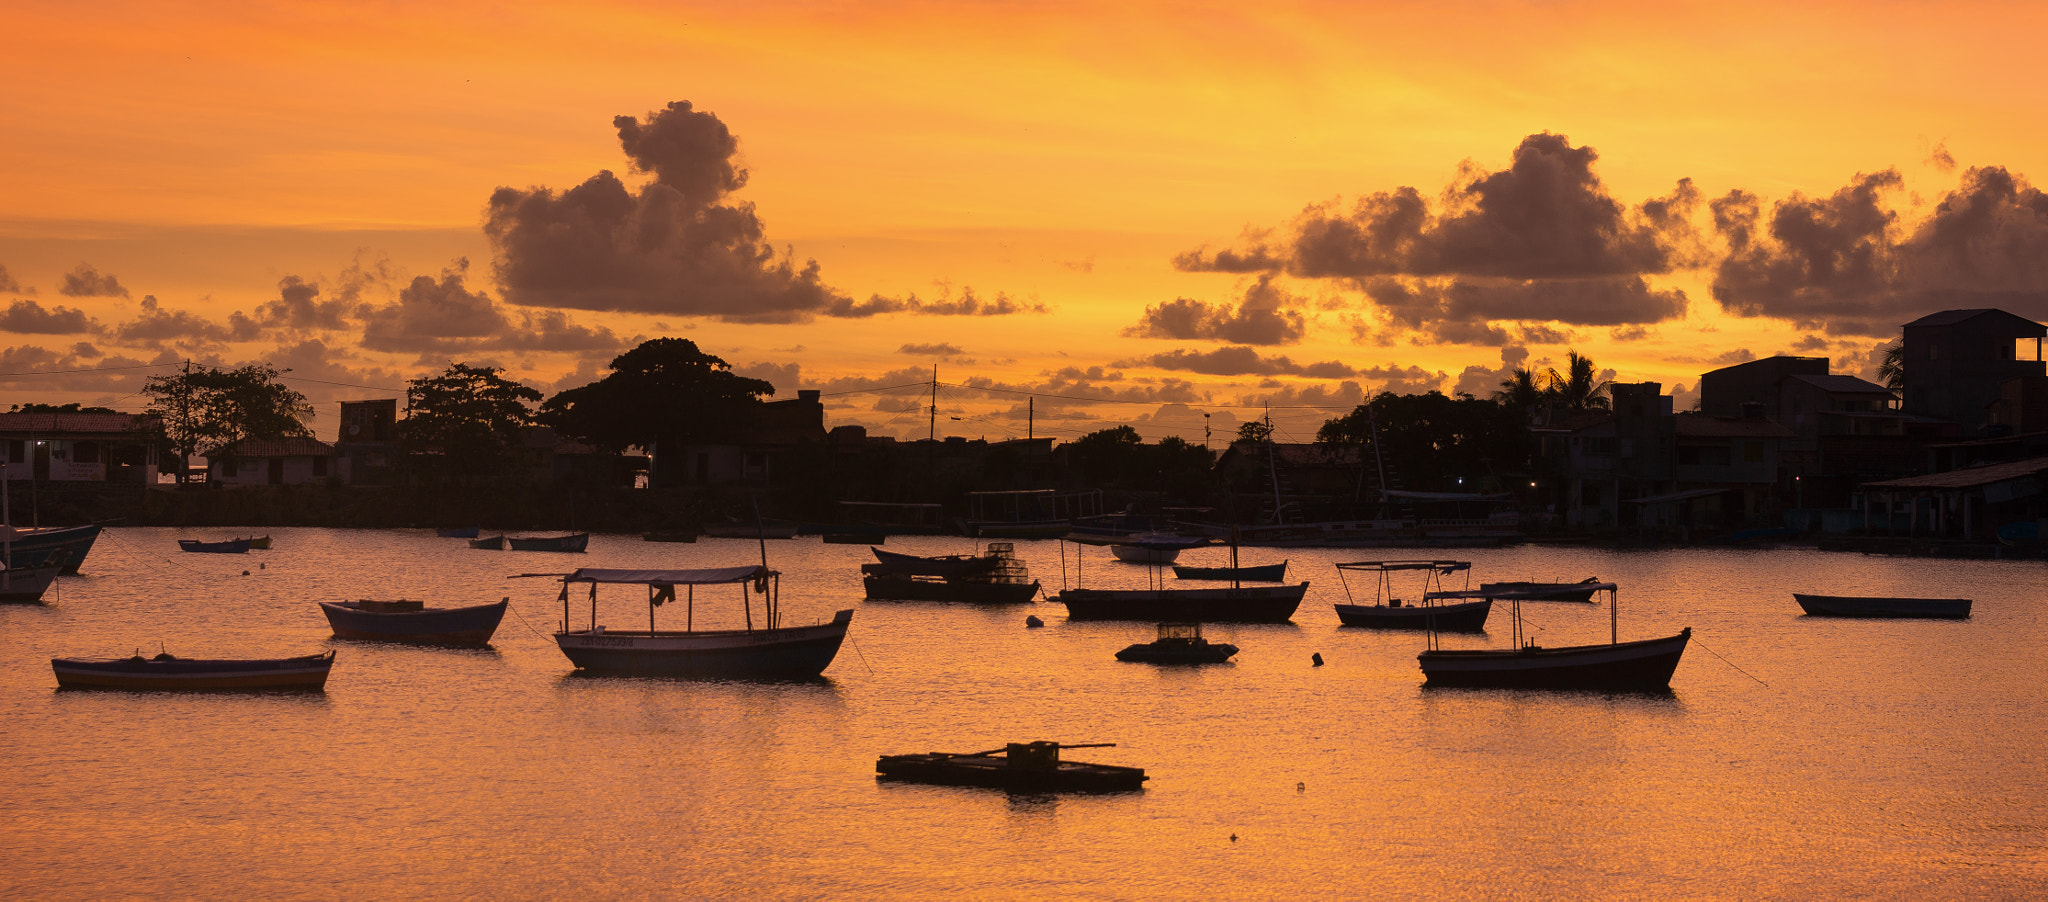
[1333,561,1489,631]
[1115,622,1238,664]
[1477,577,1605,602]
[552,565,854,679]
[1173,561,1288,582]
[863,543,1039,603]
[1793,594,1972,619]
[0,523,101,573]
[1,474,67,602]
[469,535,506,550]
[319,598,510,646]
[178,537,251,554]
[1103,533,1213,565]
[876,741,1147,793]
[507,533,588,552]
[1052,535,1308,622]
[1417,580,1689,690]
[51,650,336,691]
[436,527,481,539]
[244,535,273,550]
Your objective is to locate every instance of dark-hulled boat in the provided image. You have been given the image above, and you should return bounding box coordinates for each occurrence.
[469,535,506,549]
[436,527,481,539]
[319,598,509,646]
[6,523,102,573]
[553,566,853,679]
[1478,577,1605,602]
[508,533,588,552]
[1333,561,1489,631]
[876,741,1146,793]
[1115,622,1237,664]
[0,555,66,603]
[863,543,1039,603]
[51,650,335,691]
[178,537,251,554]
[1172,561,1288,582]
[1793,594,1972,619]
[1417,580,1688,690]
[1055,583,1308,622]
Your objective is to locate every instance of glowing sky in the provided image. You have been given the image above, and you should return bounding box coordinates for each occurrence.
[5,0,2046,444]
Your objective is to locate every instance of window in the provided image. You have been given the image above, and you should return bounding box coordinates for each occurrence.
[312,457,329,477]
[1744,441,1765,463]
[223,459,240,477]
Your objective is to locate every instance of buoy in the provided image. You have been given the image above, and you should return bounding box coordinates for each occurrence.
[1025,615,1044,628]
[1297,782,1306,792]
[241,570,250,576]
[1311,652,1324,666]
[1229,833,1238,842]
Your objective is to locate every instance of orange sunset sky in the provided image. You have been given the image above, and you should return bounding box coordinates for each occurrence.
[4,0,2046,444]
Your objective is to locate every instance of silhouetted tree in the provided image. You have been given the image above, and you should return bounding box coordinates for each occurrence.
[538,338,775,485]
[142,364,313,481]
[401,363,543,484]
[1878,338,1905,390]
[1545,350,1610,411]
[1319,391,1531,493]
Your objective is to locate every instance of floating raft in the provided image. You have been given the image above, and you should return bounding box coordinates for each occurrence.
[877,741,1147,793]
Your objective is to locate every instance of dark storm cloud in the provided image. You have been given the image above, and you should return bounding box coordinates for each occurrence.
[1125,275,1307,345]
[58,263,129,298]
[1174,133,1698,336]
[0,265,30,296]
[0,300,96,335]
[1711,165,2048,335]
[1116,345,1358,378]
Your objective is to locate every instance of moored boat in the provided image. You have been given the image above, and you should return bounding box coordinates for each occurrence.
[0,555,66,603]
[1793,594,1971,619]
[319,598,510,646]
[863,543,1039,603]
[244,535,272,550]
[1478,577,1605,602]
[436,527,481,539]
[508,533,588,552]
[1115,622,1237,664]
[469,535,506,549]
[876,741,1146,793]
[51,650,335,691]
[552,565,853,679]
[1173,561,1288,582]
[1417,579,1687,690]
[1055,583,1308,622]
[1333,561,1489,631]
[2,523,102,573]
[178,537,251,554]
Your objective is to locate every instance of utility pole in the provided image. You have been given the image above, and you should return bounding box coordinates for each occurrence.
[928,365,938,442]
[1028,397,1033,441]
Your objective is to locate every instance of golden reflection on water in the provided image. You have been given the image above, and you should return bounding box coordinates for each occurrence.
[0,529,2043,898]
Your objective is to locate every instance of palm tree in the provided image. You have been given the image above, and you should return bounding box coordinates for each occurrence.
[1877,338,1905,391]
[1493,367,1544,410]
[1545,350,1610,411]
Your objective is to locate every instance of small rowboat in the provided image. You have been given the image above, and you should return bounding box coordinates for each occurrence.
[52,650,335,691]
[1793,594,1971,619]
[877,742,1146,793]
[178,538,251,554]
[469,535,506,550]
[244,535,272,550]
[1173,561,1288,582]
[436,528,481,539]
[1478,577,1604,602]
[507,533,588,552]
[319,598,509,646]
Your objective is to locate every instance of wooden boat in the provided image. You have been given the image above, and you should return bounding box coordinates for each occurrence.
[178,537,251,554]
[436,527,481,539]
[863,543,1039,603]
[1115,622,1237,664]
[243,535,272,550]
[1417,580,1688,690]
[1,523,102,573]
[1055,583,1308,622]
[1333,561,1489,631]
[507,533,588,552]
[319,598,509,646]
[469,535,506,550]
[553,566,853,679]
[1793,594,1972,619]
[0,554,67,603]
[1478,577,1605,602]
[876,741,1146,793]
[641,530,699,543]
[1173,561,1288,582]
[51,650,335,691]
[1104,534,1212,565]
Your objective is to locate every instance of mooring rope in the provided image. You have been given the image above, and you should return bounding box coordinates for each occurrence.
[1690,633,1769,687]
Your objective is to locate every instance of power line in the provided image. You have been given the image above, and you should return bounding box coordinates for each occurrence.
[0,362,181,377]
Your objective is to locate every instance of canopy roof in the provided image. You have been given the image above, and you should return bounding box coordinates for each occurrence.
[564,566,765,586]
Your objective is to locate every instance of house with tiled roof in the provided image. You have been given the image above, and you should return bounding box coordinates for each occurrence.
[0,411,162,484]
[203,436,340,486]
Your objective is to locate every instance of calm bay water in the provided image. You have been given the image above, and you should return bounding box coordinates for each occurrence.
[2,528,2043,899]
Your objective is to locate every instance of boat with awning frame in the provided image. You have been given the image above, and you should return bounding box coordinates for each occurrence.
[552,565,853,679]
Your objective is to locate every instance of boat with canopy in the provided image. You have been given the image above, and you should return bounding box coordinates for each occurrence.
[1417,581,1689,690]
[1332,560,1490,631]
[552,565,853,679]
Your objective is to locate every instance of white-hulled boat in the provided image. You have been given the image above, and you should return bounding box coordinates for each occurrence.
[553,566,853,679]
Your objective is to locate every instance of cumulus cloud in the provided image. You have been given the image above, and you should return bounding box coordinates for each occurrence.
[360,264,509,352]
[1116,345,1357,378]
[828,286,1045,318]
[0,345,165,394]
[253,275,357,334]
[0,300,96,335]
[1174,133,1699,339]
[1711,165,2048,335]
[1125,274,1308,345]
[0,265,30,296]
[58,263,129,298]
[108,295,259,348]
[899,342,965,356]
[1451,346,1532,397]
